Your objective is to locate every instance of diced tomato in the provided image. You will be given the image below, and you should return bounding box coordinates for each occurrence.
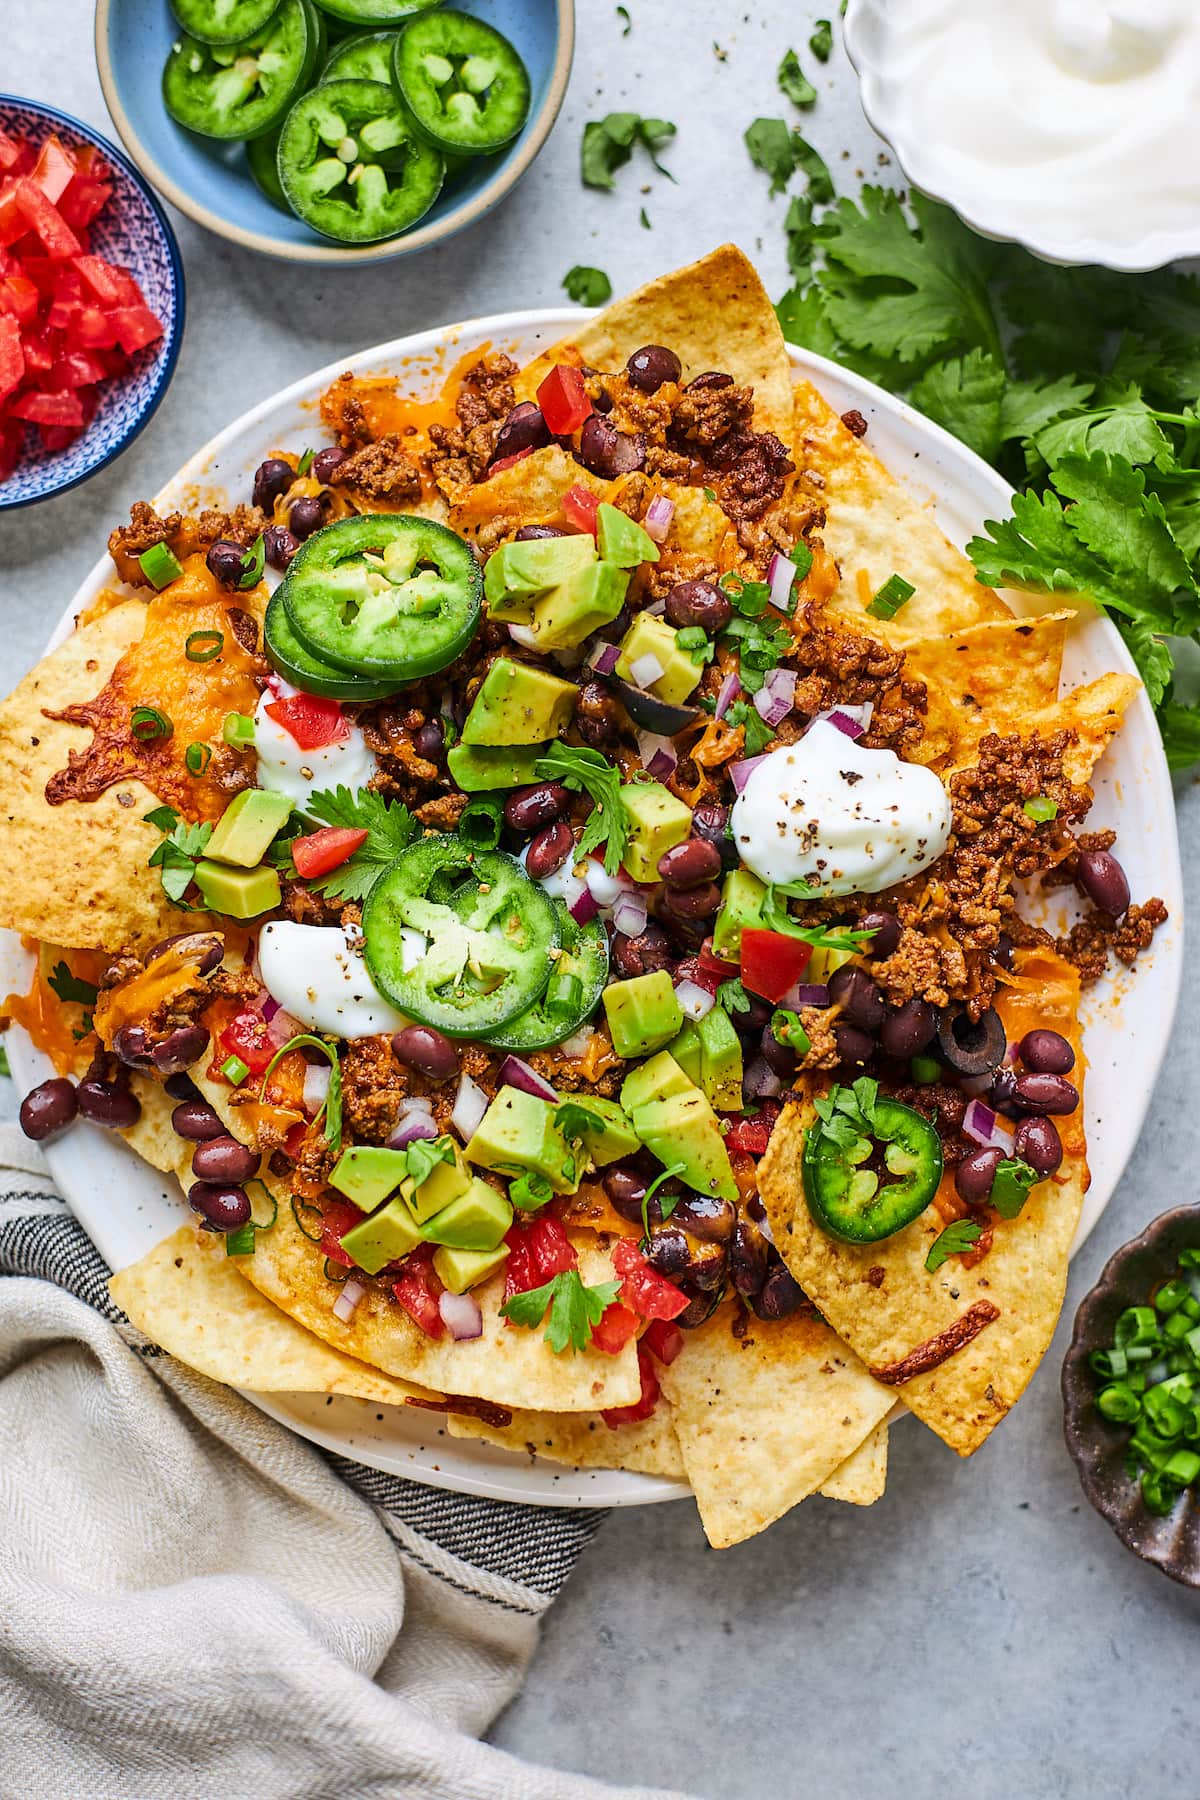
[31,136,76,205]
[536,362,591,435]
[14,180,80,259]
[739,926,813,1004]
[488,446,532,477]
[72,304,118,349]
[51,348,107,388]
[562,483,599,535]
[502,1233,535,1304]
[59,177,112,230]
[19,328,57,373]
[0,180,26,248]
[699,938,740,980]
[602,1345,660,1428]
[282,1119,309,1160]
[723,1116,772,1157]
[641,1316,684,1365]
[672,953,723,999]
[73,253,123,305]
[109,305,163,355]
[292,825,369,880]
[0,422,21,483]
[612,1237,689,1321]
[219,1009,277,1077]
[0,315,23,402]
[264,692,349,751]
[0,275,37,326]
[8,388,83,427]
[502,1215,577,1302]
[590,1301,640,1356]
[320,1196,363,1268]
[0,129,23,175]
[393,1245,444,1338]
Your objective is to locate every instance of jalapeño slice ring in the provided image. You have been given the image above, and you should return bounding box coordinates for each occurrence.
[263,590,402,700]
[484,904,610,1051]
[276,78,444,243]
[802,1093,944,1245]
[320,29,401,85]
[363,837,561,1037]
[162,0,321,140]
[279,513,481,680]
[170,0,283,47]
[312,0,440,28]
[394,10,531,156]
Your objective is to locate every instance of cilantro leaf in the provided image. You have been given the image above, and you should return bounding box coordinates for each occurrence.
[1158,699,1200,772]
[642,1160,685,1242]
[143,806,212,905]
[500,1270,621,1353]
[48,962,99,1008]
[403,1135,455,1189]
[535,743,628,875]
[910,350,1006,465]
[990,1157,1039,1220]
[563,265,612,307]
[304,787,418,902]
[776,282,840,359]
[582,113,675,190]
[778,49,817,110]
[1032,384,1172,468]
[554,1101,607,1142]
[744,118,798,196]
[809,16,833,60]
[784,195,816,280]
[716,977,751,1016]
[725,698,775,756]
[925,1220,983,1273]
[760,883,875,955]
[616,3,630,32]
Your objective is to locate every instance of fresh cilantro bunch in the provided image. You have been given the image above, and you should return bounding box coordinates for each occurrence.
[772,181,1200,767]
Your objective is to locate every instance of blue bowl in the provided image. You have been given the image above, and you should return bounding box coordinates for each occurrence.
[0,95,184,510]
[95,0,574,264]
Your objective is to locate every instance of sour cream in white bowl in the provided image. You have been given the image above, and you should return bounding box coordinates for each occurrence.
[845,0,1200,270]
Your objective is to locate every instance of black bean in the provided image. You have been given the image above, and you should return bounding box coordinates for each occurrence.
[311,445,346,484]
[164,1072,201,1102]
[19,1077,77,1142]
[1077,849,1130,917]
[143,931,223,974]
[263,525,298,572]
[691,802,737,872]
[1019,1028,1075,1075]
[592,387,614,415]
[577,414,645,478]
[729,1216,769,1298]
[504,782,567,833]
[626,344,682,394]
[993,933,1015,971]
[206,538,247,591]
[672,1194,735,1243]
[663,881,722,921]
[658,838,722,890]
[676,1284,726,1329]
[733,994,772,1038]
[750,1260,804,1320]
[525,822,574,880]
[391,1025,459,1082]
[575,678,622,749]
[611,924,675,980]
[988,1067,1022,1118]
[413,718,445,760]
[112,1023,155,1070]
[686,371,733,391]
[514,524,564,541]
[643,1227,692,1279]
[493,402,550,460]
[77,1078,141,1130]
[288,494,327,541]
[860,909,901,959]
[829,965,886,1031]
[936,1006,1006,1077]
[880,998,936,1060]
[1014,1114,1063,1176]
[664,579,732,634]
[834,1023,876,1067]
[172,1100,225,1142]
[759,1024,796,1081]
[955,1146,1004,1205]
[1012,1072,1079,1116]
[602,1162,647,1224]
[188,1181,251,1232]
[152,1024,210,1076]
[192,1135,259,1184]
[252,457,294,512]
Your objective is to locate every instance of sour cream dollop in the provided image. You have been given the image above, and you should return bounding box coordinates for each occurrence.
[259,921,408,1038]
[730,720,951,895]
[253,684,375,815]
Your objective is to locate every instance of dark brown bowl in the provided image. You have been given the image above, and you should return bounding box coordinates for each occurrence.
[1062,1205,1200,1586]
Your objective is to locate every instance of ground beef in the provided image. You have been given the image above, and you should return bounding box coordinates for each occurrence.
[414,791,468,830]
[341,1035,407,1143]
[455,353,519,428]
[1057,898,1169,984]
[644,444,699,482]
[428,419,502,503]
[672,381,755,450]
[280,881,346,928]
[1040,827,1115,895]
[797,1004,840,1073]
[841,409,869,438]
[603,373,680,445]
[359,700,440,791]
[872,929,950,1010]
[319,373,373,449]
[718,431,796,528]
[108,501,269,587]
[736,499,825,573]
[331,434,423,504]
[890,1079,974,1166]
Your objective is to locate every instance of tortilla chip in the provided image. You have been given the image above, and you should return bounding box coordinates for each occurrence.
[819,1421,889,1506]
[759,948,1087,1456]
[446,1400,686,1479]
[0,606,203,951]
[110,1225,438,1405]
[905,612,1073,767]
[1034,672,1140,787]
[516,245,794,443]
[658,1303,894,1548]
[119,1070,189,1174]
[793,379,1012,643]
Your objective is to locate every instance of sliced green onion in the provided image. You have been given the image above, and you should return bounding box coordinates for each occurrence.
[247,1179,277,1230]
[545,969,583,1019]
[131,706,173,743]
[221,1053,249,1086]
[1141,1472,1182,1515]
[510,1171,554,1211]
[138,542,183,589]
[185,629,225,663]
[223,711,256,749]
[911,1054,941,1084]
[1023,795,1058,823]
[1097,1383,1142,1425]
[185,742,212,776]
[225,1223,256,1257]
[292,1195,326,1243]
[866,573,915,620]
[238,534,266,590]
[297,448,314,476]
[458,795,504,851]
[789,541,814,582]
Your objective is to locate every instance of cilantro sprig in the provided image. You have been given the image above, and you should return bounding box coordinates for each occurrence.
[926,1220,983,1274]
[48,961,99,1040]
[581,113,676,190]
[500,1269,621,1354]
[534,743,629,875]
[143,805,212,905]
[304,787,418,901]
[261,1034,342,1154]
[760,882,877,956]
[563,265,613,307]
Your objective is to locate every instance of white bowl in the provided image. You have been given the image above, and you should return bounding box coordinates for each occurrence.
[844,0,1198,272]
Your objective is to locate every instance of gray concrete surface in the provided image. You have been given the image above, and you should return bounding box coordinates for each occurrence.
[3,5,1198,1796]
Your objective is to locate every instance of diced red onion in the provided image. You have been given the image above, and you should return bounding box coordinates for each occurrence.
[332,1277,366,1323]
[644,596,666,617]
[744,1056,782,1099]
[714,669,742,720]
[559,1026,594,1057]
[730,753,769,794]
[568,886,600,924]
[613,890,649,938]
[499,1055,559,1103]
[646,749,677,781]
[261,996,281,1024]
[635,730,675,778]
[675,978,716,1021]
[787,983,829,1008]
[387,1108,439,1149]
[450,1071,488,1142]
[589,640,620,675]
[265,1006,302,1050]
[814,702,873,740]
[585,860,633,906]
[302,1062,331,1116]
[629,652,664,689]
[438,1289,484,1340]
[507,622,538,651]
[766,551,796,614]
[644,495,675,543]
[753,667,797,727]
[963,1098,1014,1150]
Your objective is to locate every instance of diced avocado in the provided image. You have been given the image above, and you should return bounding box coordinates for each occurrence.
[631,1088,738,1202]
[401,1141,471,1223]
[695,1005,744,1112]
[564,1095,641,1168]
[619,781,692,883]
[447,742,545,791]
[596,502,660,570]
[192,859,281,919]
[329,1144,411,1213]
[465,1084,579,1194]
[484,534,597,620]
[602,969,684,1059]
[530,559,630,650]
[422,1177,513,1251]
[615,614,701,707]
[339,1196,423,1274]
[620,1049,695,1115]
[712,868,767,960]
[433,1241,510,1294]
[808,942,857,984]
[204,788,294,869]
[462,657,578,747]
[666,1019,703,1087]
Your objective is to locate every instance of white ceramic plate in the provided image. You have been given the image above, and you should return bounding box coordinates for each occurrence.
[3,310,1183,1507]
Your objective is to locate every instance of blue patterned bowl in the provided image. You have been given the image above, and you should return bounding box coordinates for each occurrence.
[95,0,574,265]
[0,95,184,511]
